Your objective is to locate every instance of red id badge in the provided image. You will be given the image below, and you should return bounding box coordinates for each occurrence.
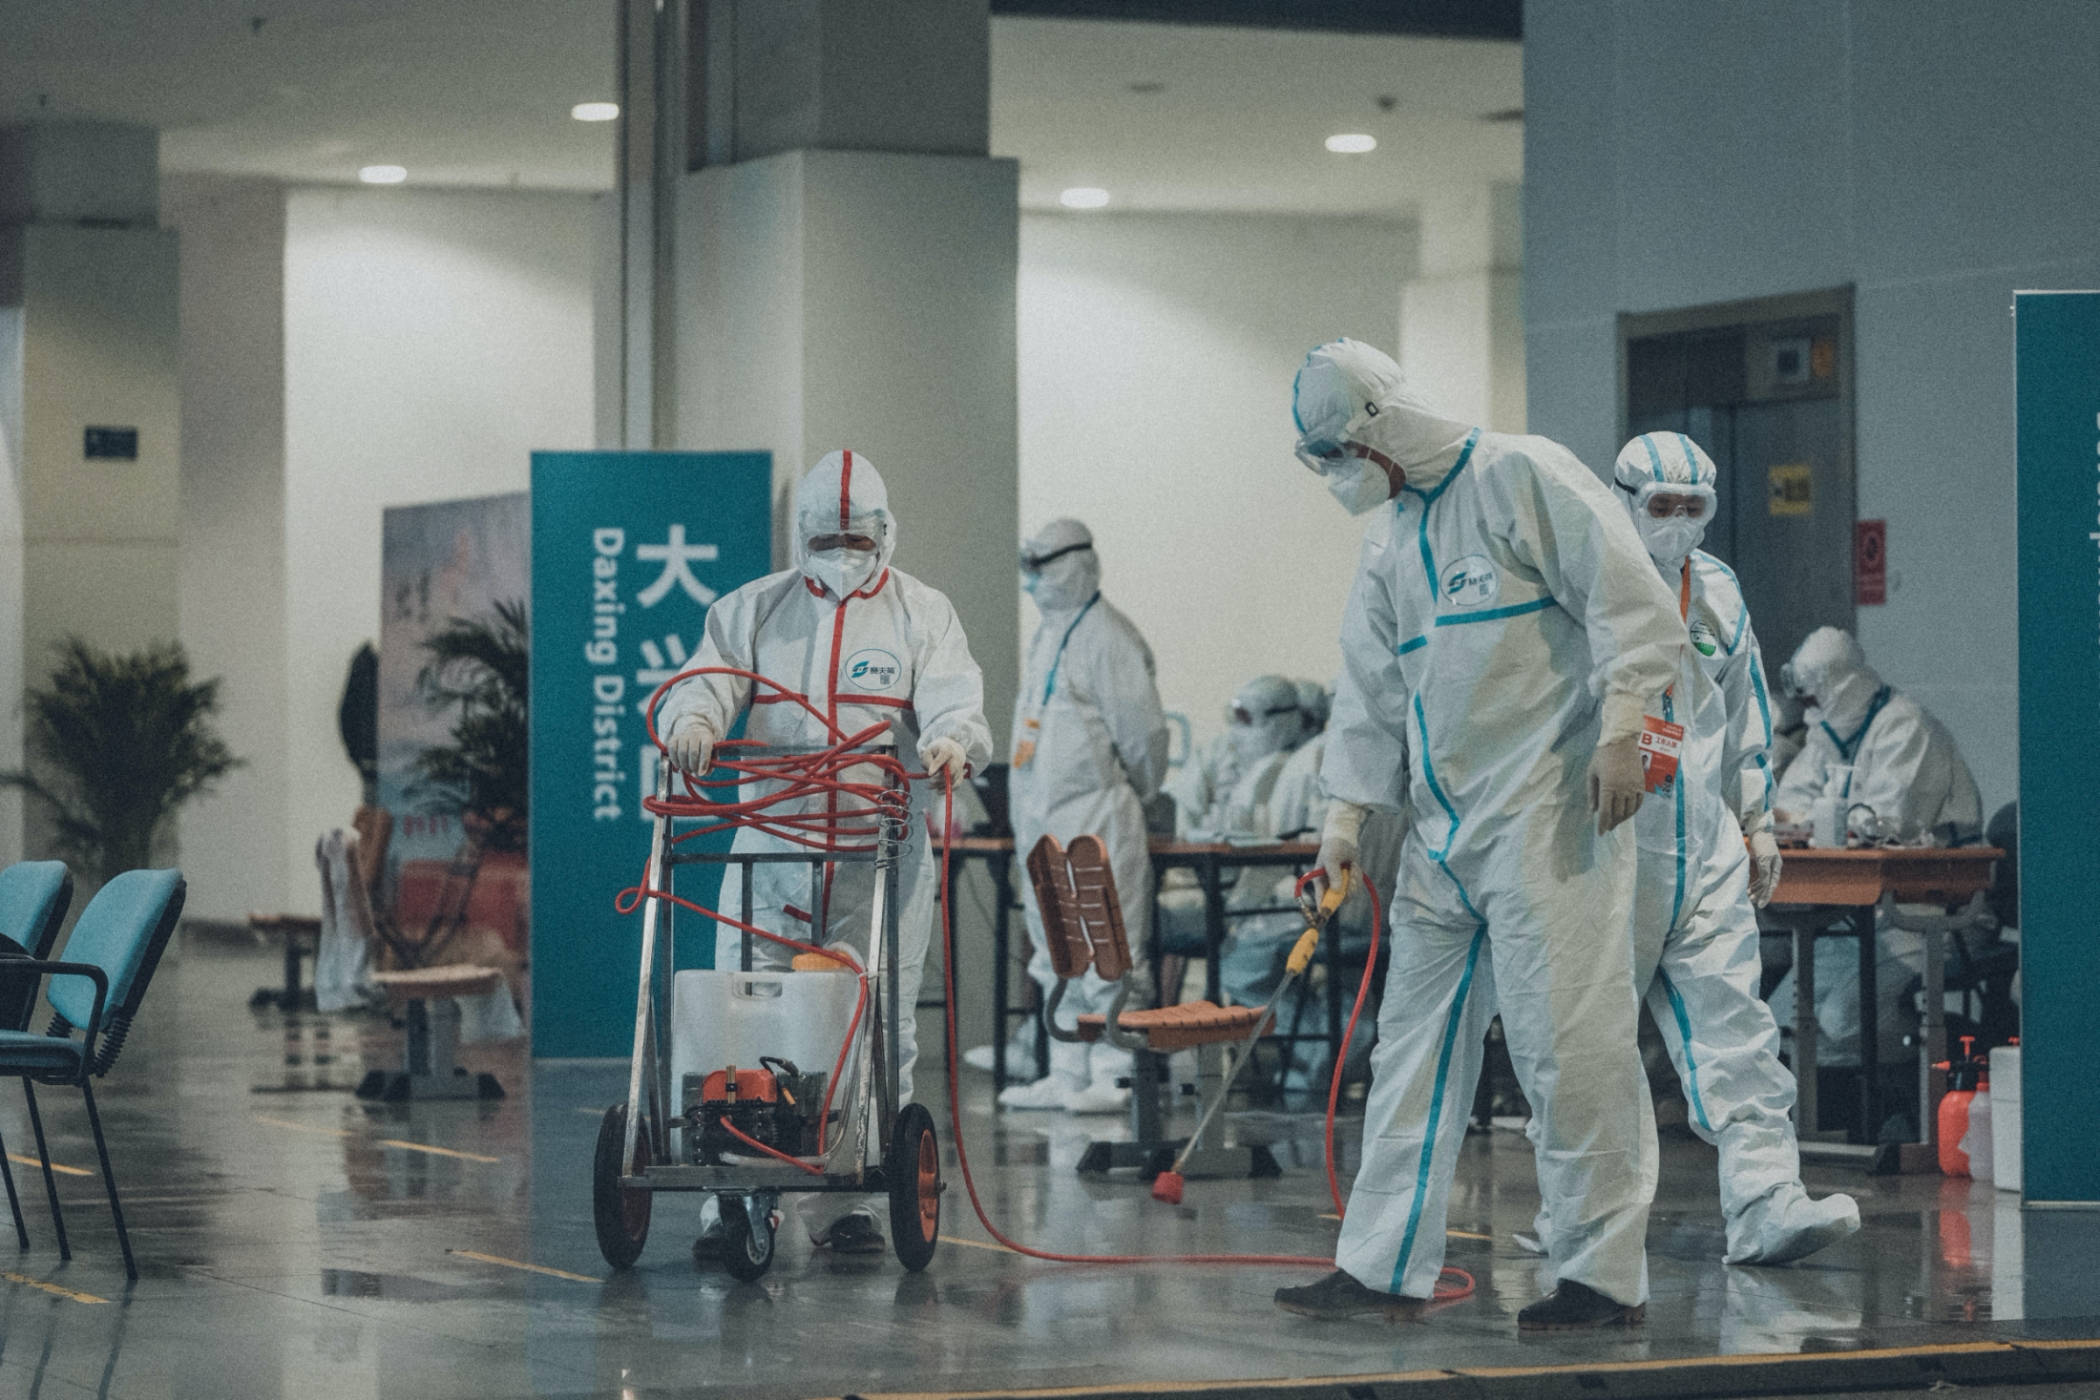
[1638,715,1685,793]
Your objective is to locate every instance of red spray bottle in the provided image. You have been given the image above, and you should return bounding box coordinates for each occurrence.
[1934,1035,1987,1178]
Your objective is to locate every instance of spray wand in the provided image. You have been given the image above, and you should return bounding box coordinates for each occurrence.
[1150,869,1353,1207]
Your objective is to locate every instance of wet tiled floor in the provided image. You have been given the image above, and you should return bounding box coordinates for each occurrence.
[0,935,2091,1399]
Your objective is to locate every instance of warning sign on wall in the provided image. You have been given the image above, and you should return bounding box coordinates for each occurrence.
[1855,518,1887,605]
[1768,463,1814,516]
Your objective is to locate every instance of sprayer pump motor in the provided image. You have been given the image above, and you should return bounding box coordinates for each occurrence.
[683,1057,831,1165]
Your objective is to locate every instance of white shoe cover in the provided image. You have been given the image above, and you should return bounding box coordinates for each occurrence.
[1061,1075,1131,1115]
[964,1042,1040,1078]
[1726,1189,1861,1265]
[998,1072,1084,1110]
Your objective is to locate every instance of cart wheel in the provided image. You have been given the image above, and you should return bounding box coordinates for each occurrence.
[593,1102,652,1269]
[887,1103,942,1272]
[717,1195,776,1282]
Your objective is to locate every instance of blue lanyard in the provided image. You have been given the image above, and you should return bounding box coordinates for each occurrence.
[1040,593,1101,705]
[1820,684,1892,773]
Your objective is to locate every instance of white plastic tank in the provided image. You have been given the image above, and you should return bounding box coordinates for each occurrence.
[670,967,862,1107]
[1990,1043,2022,1192]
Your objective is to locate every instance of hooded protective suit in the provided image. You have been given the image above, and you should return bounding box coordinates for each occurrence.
[1554,433,1857,1265]
[1768,627,1983,1067]
[1000,519,1170,1112]
[1299,339,1686,1306]
[1773,627,1982,846]
[658,451,994,1237]
[1167,674,1304,837]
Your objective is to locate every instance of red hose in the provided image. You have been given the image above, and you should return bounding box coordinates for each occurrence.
[933,773,1474,1300]
[618,665,1473,1300]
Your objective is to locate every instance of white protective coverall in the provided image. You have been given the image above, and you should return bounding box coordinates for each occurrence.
[1568,432,1856,1264]
[1300,339,1685,1305]
[1000,519,1171,1112]
[658,451,994,1235]
[1768,627,1984,1067]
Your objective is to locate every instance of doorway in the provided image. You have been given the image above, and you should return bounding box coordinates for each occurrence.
[1619,288,1855,673]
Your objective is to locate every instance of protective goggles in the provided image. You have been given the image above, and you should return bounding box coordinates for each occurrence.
[1018,540,1092,575]
[1617,479,1716,518]
[1229,702,1299,726]
[1778,661,1809,699]
[1294,436,1348,474]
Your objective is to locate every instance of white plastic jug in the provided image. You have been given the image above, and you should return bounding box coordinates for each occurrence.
[1990,1044,2022,1192]
[670,967,862,1109]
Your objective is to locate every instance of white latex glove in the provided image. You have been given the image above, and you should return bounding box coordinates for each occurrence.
[919,735,970,783]
[665,714,715,775]
[1747,829,1784,907]
[1587,734,1645,834]
[1300,801,1366,915]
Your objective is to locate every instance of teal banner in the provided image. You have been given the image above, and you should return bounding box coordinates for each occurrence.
[2014,292,2100,1202]
[528,451,772,1058]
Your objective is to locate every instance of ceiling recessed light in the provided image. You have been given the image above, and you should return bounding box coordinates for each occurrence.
[1060,187,1110,210]
[571,101,620,122]
[1324,133,1377,154]
[359,164,407,184]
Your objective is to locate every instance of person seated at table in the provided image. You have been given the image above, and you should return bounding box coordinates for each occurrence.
[1152,675,1311,1018]
[1766,626,1984,1105]
[1219,676,1399,1092]
[1771,626,1981,846]
[1167,674,1308,838]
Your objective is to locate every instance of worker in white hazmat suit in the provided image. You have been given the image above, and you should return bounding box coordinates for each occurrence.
[1167,675,1305,837]
[994,519,1171,1114]
[1767,627,1983,1071]
[660,450,993,1257]
[1271,339,1685,1330]
[1153,675,1305,1009]
[1517,433,1857,1266]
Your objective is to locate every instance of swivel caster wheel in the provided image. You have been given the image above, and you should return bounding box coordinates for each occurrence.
[718,1194,777,1282]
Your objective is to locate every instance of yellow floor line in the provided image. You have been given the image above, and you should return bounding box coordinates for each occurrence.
[939,1235,1010,1253]
[252,1115,498,1163]
[252,1115,348,1138]
[446,1248,598,1283]
[6,1152,91,1178]
[2,1270,107,1304]
[379,1139,501,1164]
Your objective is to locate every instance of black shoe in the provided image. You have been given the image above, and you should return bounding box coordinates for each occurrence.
[1274,1270,1426,1322]
[691,1221,727,1267]
[1517,1279,1646,1331]
[815,1212,886,1255]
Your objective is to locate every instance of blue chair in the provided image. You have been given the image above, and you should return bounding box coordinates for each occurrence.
[0,868,184,1280]
[0,861,75,1250]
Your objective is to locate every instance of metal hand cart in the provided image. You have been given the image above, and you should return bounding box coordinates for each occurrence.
[591,748,944,1279]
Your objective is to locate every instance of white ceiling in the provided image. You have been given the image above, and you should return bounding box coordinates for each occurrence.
[0,3,1520,212]
[994,18,1520,214]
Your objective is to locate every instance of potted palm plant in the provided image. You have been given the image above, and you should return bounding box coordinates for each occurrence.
[1,638,241,885]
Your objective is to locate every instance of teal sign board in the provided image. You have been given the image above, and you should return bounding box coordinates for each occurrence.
[2015,292,2100,1202]
[529,451,771,1058]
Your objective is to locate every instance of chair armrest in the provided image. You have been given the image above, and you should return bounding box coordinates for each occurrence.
[13,959,109,1068]
[1041,980,1085,1043]
[1099,976,1148,1052]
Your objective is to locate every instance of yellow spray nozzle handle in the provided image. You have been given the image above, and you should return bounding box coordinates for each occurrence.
[1285,870,1355,977]
[1285,928,1321,978]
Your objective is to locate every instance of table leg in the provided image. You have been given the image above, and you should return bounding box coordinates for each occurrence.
[1858,912,1879,1144]
[992,853,1012,1093]
[1921,917,1946,1146]
[1794,923,1819,1137]
[1201,855,1225,1006]
[283,935,304,1007]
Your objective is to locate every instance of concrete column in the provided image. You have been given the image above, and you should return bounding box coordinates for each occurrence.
[0,122,181,865]
[670,0,1019,744]
[1399,181,1526,434]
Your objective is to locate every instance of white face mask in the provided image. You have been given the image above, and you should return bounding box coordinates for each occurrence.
[1636,512,1707,568]
[806,546,877,597]
[1324,454,1395,515]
